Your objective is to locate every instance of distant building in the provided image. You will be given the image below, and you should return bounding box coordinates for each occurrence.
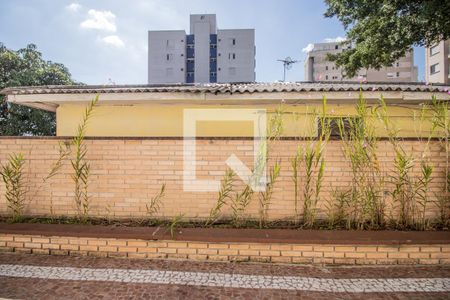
[425,39,450,84]
[304,41,418,82]
[148,14,255,84]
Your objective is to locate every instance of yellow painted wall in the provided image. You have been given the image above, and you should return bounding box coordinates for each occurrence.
[56,103,436,137]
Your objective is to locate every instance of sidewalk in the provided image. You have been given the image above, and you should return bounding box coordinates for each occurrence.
[0,253,449,299]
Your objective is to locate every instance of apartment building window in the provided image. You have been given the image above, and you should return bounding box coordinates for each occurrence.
[430,45,439,56]
[430,63,440,74]
[228,53,236,60]
[232,38,236,45]
[166,40,174,50]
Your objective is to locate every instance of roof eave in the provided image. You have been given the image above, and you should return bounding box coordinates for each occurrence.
[5,90,449,110]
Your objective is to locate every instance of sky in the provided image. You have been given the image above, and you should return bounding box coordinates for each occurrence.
[0,0,426,84]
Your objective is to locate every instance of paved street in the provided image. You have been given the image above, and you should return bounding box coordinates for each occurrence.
[0,253,449,299]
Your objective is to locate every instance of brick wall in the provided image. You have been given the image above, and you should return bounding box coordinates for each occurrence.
[0,138,447,220]
[1,233,449,265]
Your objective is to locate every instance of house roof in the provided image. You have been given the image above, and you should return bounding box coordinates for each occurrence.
[1,81,449,95]
[2,82,449,112]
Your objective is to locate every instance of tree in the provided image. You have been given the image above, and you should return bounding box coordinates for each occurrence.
[0,43,78,136]
[324,0,450,78]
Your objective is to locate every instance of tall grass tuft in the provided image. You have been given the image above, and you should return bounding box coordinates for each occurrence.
[296,97,331,227]
[376,96,435,229]
[206,169,235,226]
[146,183,166,218]
[289,147,302,220]
[0,153,26,222]
[338,92,384,229]
[258,161,281,228]
[257,106,284,228]
[430,96,449,227]
[71,95,99,221]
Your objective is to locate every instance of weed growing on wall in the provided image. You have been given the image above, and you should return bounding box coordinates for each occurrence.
[0,153,26,222]
[71,95,99,221]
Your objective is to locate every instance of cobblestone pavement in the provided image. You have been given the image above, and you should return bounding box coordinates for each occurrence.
[0,253,449,299]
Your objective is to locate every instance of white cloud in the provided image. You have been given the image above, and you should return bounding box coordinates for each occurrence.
[324,36,346,43]
[80,9,117,32]
[101,35,124,47]
[302,37,347,53]
[66,3,81,12]
[302,43,314,53]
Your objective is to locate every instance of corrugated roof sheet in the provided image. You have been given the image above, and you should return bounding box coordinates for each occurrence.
[1,82,449,95]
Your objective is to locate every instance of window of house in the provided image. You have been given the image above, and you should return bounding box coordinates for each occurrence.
[200,15,205,20]
[232,38,236,45]
[335,45,338,50]
[325,66,328,71]
[232,53,236,59]
[319,117,360,139]
[430,63,440,74]
[430,45,439,56]
[166,54,173,61]
[325,75,329,80]
[396,72,400,77]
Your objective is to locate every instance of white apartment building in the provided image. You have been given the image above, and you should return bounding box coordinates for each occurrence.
[304,41,418,82]
[425,39,450,84]
[148,14,255,84]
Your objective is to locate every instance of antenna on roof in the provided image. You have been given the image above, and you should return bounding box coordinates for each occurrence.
[277,57,299,82]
